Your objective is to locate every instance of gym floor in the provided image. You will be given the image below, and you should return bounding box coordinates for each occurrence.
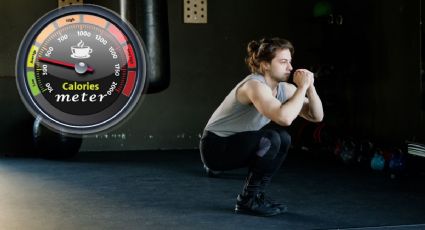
[1,150,424,230]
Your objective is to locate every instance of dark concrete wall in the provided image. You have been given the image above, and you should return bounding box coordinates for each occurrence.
[0,0,424,153]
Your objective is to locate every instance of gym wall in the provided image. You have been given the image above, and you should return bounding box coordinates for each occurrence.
[0,0,423,153]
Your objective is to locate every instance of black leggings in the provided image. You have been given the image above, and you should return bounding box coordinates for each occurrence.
[199,126,291,176]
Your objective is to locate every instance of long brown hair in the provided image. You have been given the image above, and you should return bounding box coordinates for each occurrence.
[245,37,294,74]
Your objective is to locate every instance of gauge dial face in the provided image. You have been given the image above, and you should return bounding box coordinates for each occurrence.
[16,5,147,135]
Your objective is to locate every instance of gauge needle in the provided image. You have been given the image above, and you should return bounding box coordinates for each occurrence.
[38,57,94,73]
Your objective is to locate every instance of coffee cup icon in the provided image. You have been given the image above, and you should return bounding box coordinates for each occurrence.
[71,40,92,59]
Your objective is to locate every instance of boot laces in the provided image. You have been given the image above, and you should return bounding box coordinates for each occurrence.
[258,192,277,205]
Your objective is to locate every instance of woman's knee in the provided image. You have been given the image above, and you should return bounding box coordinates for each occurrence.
[278,130,291,146]
[276,130,291,156]
[257,130,281,159]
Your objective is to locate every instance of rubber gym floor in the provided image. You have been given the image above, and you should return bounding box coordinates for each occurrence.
[1,150,424,230]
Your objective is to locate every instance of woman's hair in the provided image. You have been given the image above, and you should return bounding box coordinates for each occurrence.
[245,37,294,74]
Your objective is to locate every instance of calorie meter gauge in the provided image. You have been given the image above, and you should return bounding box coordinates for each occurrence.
[16,4,148,135]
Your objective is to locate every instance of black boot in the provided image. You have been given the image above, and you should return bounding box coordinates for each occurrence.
[257,192,287,213]
[235,172,280,216]
[259,176,288,213]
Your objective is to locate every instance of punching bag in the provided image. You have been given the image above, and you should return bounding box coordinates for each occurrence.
[122,0,170,93]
